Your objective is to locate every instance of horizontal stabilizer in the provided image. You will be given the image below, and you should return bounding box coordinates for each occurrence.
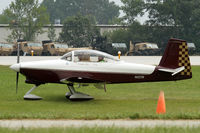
[158,66,185,76]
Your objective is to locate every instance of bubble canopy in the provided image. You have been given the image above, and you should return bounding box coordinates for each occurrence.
[61,50,119,62]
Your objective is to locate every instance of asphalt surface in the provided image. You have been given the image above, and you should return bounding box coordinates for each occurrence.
[0,56,200,65]
[1,120,200,128]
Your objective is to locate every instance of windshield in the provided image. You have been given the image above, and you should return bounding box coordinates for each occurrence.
[55,44,68,48]
[28,43,42,47]
[136,43,158,49]
[112,43,127,48]
[148,43,158,48]
[61,52,72,61]
[61,50,119,62]
[187,43,195,48]
[0,44,13,48]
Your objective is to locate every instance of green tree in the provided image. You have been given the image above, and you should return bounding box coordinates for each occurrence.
[42,0,119,24]
[121,0,146,23]
[48,24,56,41]
[0,14,11,24]
[110,22,152,49]
[108,17,124,25]
[146,0,200,52]
[59,15,100,47]
[110,29,130,45]
[121,0,200,53]
[4,0,49,41]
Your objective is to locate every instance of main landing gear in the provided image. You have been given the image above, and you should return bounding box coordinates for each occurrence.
[65,83,93,101]
[24,84,42,100]
[23,83,93,101]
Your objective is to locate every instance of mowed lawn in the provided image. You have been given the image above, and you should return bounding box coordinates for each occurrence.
[0,65,200,119]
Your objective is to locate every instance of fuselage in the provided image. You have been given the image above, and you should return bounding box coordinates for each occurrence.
[10,58,180,85]
[10,49,190,85]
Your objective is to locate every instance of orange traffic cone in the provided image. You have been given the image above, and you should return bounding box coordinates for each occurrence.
[156,91,166,114]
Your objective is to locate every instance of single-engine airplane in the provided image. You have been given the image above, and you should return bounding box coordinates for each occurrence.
[10,38,192,101]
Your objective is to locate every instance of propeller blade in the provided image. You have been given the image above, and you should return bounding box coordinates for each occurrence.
[16,42,20,94]
[17,43,20,63]
[16,72,19,94]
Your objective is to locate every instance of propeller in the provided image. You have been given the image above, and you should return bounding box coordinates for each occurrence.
[16,42,20,94]
[16,72,19,94]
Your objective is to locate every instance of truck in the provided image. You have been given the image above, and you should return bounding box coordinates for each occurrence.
[27,43,43,56]
[12,40,29,56]
[54,43,69,55]
[126,41,160,56]
[0,43,13,56]
[42,41,68,56]
[105,43,127,56]
[187,42,196,55]
[66,47,92,53]
[42,40,91,56]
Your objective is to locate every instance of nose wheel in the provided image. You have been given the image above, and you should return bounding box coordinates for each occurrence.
[66,83,93,101]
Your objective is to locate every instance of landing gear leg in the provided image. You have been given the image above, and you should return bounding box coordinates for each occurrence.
[24,84,42,100]
[65,83,93,101]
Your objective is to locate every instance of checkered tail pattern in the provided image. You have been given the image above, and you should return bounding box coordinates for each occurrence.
[178,42,192,76]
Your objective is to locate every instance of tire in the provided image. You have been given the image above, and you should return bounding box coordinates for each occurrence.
[11,51,17,56]
[42,52,51,56]
[19,50,24,56]
[41,52,45,56]
[46,51,51,56]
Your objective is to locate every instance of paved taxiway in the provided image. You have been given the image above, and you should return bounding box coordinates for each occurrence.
[1,120,200,128]
[0,56,200,65]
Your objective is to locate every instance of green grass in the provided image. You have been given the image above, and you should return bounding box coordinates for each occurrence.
[1,127,200,133]
[0,66,200,119]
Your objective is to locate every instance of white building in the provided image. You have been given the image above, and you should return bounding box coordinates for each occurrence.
[0,24,127,43]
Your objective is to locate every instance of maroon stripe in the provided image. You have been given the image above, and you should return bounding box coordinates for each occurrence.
[20,68,189,83]
[20,67,191,84]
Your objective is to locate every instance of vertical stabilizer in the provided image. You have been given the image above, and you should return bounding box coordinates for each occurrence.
[159,38,192,78]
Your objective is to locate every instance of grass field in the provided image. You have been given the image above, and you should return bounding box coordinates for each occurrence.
[0,65,200,119]
[1,127,200,133]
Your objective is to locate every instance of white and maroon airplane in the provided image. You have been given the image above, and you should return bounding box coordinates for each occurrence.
[10,38,192,101]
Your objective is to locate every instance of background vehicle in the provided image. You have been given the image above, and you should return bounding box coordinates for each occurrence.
[105,43,127,55]
[12,40,28,56]
[187,43,196,55]
[42,40,91,56]
[54,43,69,56]
[126,41,160,56]
[66,47,92,54]
[0,43,13,56]
[42,40,69,56]
[27,43,43,56]
[42,40,56,56]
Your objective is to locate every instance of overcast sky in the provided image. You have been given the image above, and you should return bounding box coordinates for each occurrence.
[0,0,146,23]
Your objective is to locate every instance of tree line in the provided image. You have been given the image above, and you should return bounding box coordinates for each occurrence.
[41,0,119,24]
[0,0,199,54]
[0,0,119,43]
[112,0,200,53]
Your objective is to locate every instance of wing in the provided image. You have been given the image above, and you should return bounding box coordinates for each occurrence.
[60,77,107,92]
[60,77,103,84]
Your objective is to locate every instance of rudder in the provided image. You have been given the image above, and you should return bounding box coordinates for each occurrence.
[159,38,192,78]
